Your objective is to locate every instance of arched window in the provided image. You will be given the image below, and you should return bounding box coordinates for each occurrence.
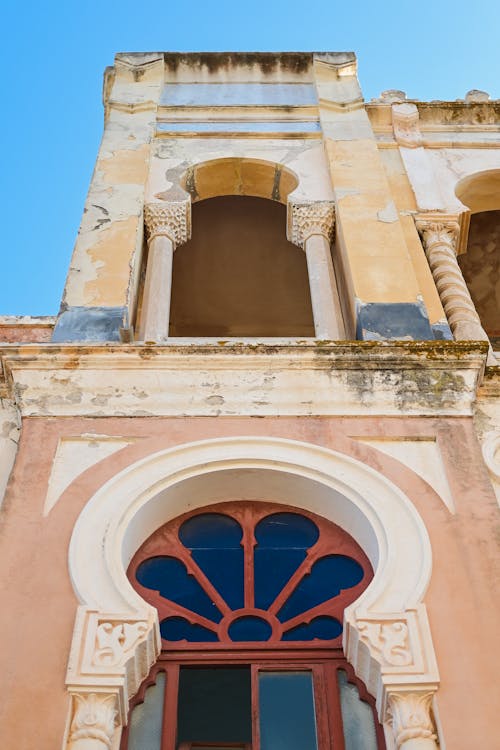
[122,502,386,750]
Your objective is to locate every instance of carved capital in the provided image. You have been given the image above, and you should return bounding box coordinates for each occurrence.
[144,201,191,248]
[66,608,160,726]
[416,219,460,255]
[68,692,117,749]
[358,619,413,667]
[288,201,335,247]
[93,620,149,667]
[392,103,422,148]
[387,691,438,748]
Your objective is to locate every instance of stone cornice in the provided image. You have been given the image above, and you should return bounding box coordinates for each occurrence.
[0,341,487,417]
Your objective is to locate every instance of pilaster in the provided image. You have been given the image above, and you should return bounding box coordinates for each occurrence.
[313,54,436,341]
[53,53,164,342]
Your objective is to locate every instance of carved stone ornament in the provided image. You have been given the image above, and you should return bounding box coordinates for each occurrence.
[392,103,423,148]
[416,218,491,346]
[288,201,335,248]
[144,201,191,248]
[68,692,117,749]
[93,621,149,667]
[358,619,413,667]
[387,691,438,748]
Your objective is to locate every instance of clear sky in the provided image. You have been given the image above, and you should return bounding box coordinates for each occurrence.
[1,0,498,315]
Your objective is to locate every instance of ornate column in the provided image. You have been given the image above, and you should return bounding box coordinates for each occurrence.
[141,201,191,342]
[416,218,491,344]
[67,693,117,750]
[65,609,160,750]
[387,691,438,750]
[288,201,345,339]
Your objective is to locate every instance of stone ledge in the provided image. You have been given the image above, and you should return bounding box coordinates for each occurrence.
[0,341,488,418]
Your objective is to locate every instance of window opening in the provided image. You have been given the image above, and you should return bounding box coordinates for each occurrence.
[123,503,385,750]
[168,196,315,337]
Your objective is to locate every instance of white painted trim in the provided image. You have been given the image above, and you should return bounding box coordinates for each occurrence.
[65,436,439,743]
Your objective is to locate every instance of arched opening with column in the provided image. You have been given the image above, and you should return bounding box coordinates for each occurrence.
[64,437,440,750]
[138,158,345,342]
[455,169,500,348]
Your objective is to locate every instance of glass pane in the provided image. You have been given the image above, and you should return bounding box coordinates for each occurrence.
[136,556,222,622]
[277,555,364,622]
[228,616,272,641]
[281,615,342,641]
[258,671,318,750]
[128,672,165,750]
[254,513,319,610]
[337,670,378,750]
[177,667,252,747]
[160,617,219,642]
[179,514,244,610]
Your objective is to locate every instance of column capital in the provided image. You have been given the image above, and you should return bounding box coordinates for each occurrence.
[67,692,117,749]
[415,218,461,255]
[287,201,335,248]
[387,690,438,749]
[144,200,191,248]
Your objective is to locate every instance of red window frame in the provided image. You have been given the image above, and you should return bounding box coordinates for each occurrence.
[123,502,385,749]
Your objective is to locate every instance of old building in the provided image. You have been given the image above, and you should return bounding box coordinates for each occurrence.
[0,52,499,750]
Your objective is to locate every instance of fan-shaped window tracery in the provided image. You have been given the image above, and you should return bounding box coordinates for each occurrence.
[123,502,385,750]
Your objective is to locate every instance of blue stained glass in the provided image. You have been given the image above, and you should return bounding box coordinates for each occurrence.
[136,556,222,622]
[228,616,272,642]
[277,555,364,623]
[254,514,319,610]
[160,617,219,642]
[281,616,343,641]
[179,514,244,610]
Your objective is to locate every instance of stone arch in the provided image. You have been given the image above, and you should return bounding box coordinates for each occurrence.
[455,168,500,214]
[181,157,299,205]
[65,437,440,749]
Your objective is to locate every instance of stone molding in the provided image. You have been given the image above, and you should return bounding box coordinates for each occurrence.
[68,692,117,749]
[65,436,440,746]
[482,431,500,489]
[392,103,423,148]
[387,691,438,748]
[357,618,412,667]
[416,216,493,356]
[287,201,335,247]
[66,609,160,728]
[144,201,191,248]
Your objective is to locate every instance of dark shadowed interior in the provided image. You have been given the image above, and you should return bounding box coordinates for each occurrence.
[169,196,315,337]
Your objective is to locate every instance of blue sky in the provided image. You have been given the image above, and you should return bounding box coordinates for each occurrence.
[1,0,498,315]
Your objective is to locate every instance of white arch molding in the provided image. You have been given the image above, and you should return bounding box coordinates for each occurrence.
[64,437,441,750]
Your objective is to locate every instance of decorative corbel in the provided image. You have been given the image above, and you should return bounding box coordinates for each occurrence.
[392,103,423,148]
[65,608,160,746]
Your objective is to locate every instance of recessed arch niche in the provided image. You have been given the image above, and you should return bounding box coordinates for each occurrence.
[455,169,500,343]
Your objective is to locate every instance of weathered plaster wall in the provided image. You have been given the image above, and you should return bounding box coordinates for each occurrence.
[53,54,165,342]
[0,415,498,748]
[0,399,20,509]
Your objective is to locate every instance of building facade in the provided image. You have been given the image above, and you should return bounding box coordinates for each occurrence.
[0,52,499,749]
